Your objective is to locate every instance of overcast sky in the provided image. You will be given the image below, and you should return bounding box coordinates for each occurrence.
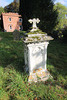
[0,0,67,7]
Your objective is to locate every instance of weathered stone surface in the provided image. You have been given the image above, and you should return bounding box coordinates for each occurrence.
[13,30,20,40]
[0,37,2,41]
[28,68,50,83]
[24,33,53,43]
[28,18,40,32]
[24,41,50,83]
[23,18,53,83]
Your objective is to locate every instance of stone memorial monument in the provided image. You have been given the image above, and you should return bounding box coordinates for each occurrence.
[23,18,53,83]
[13,30,20,40]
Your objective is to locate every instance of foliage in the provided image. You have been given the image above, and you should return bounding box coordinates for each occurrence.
[19,0,58,33]
[0,7,4,31]
[54,3,67,30]
[0,32,67,99]
[50,27,67,40]
[0,7,5,15]
[0,25,1,29]
[4,1,19,13]
[62,26,67,42]
[14,0,19,3]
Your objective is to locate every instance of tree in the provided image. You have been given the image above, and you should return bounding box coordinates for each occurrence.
[19,0,58,33]
[0,7,5,31]
[14,0,19,3]
[4,1,19,13]
[0,7,5,15]
[54,3,67,30]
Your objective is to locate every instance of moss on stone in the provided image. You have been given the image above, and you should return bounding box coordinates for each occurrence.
[27,29,46,35]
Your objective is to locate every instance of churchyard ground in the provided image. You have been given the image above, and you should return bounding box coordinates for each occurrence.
[0,32,67,100]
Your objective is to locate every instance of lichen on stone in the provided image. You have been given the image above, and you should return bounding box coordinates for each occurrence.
[27,29,46,35]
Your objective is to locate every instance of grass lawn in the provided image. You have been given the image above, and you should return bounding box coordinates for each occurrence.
[0,32,67,100]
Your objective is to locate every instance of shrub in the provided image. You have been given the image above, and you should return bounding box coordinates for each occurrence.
[62,27,67,42]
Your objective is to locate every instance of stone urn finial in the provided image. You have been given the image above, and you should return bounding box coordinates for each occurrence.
[28,18,40,32]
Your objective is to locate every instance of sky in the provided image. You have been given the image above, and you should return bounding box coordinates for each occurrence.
[0,0,14,7]
[54,0,67,6]
[0,0,67,7]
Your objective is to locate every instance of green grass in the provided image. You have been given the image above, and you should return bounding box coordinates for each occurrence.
[0,32,67,100]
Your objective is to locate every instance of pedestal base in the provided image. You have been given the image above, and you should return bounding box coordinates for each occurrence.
[28,68,50,83]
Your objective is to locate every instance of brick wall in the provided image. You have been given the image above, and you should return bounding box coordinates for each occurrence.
[2,13,22,32]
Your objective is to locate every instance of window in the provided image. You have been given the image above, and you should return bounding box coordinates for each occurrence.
[9,18,11,21]
[19,18,22,22]
[10,25,12,29]
[19,25,22,31]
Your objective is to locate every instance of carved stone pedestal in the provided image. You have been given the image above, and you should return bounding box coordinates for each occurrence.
[23,18,53,83]
[24,40,52,83]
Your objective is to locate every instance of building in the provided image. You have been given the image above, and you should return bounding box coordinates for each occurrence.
[1,12,23,32]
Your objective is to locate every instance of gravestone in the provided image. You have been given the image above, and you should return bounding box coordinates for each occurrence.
[0,37,2,41]
[13,30,20,40]
[23,18,53,83]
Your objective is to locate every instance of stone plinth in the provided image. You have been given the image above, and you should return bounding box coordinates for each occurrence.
[29,68,50,83]
[23,33,53,83]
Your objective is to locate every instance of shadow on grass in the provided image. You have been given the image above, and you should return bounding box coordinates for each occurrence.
[47,40,67,75]
[0,32,67,79]
[46,40,67,89]
[0,32,67,100]
[0,32,25,73]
